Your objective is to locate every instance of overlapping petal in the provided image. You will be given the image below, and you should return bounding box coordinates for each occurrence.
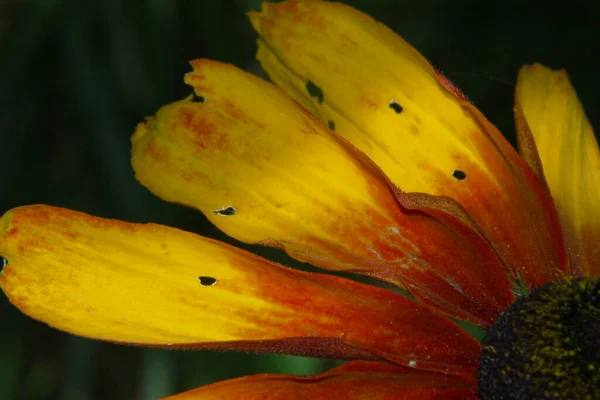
[515,64,600,278]
[131,59,514,326]
[165,361,476,399]
[0,205,480,376]
[249,0,568,287]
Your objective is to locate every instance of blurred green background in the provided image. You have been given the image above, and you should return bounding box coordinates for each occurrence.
[0,0,598,399]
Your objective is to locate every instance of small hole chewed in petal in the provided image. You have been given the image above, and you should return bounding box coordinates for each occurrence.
[198,276,217,286]
[191,93,206,103]
[328,120,335,131]
[132,59,516,328]
[305,80,324,103]
[214,206,237,216]
[0,256,6,273]
[0,205,482,376]
[452,170,467,180]
[250,0,569,287]
[389,99,403,114]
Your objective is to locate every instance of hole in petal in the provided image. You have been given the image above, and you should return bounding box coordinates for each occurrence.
[191,93,206,103]
[198,276,217,286]
[389,99,403,114]
[452,170,467,180]
[213,206,236,216]
[328,120,336,131]
[0,256,6,274]
[306,80,324,104]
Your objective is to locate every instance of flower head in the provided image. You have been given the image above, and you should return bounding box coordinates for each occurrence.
[0,1,598,399]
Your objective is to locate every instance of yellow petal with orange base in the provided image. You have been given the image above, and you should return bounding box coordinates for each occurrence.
[515,64,600,278]
[131,59,514,327]
[249,0,568,287]
[0,205,480,376]
[164,361,476,399]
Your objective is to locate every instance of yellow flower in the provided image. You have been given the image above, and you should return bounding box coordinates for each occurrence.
[0,1,598,398]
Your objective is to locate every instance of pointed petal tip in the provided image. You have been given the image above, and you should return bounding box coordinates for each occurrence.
[516,61,600,278]
[0,207,14,235]
[518,63,571,87]
[249,0,569,287]
[247,10,261,32]
[0,205,481,376]
[132,57,515,327]
[131,118,152,144]
[187,57,223,71]
[520,62,567,73]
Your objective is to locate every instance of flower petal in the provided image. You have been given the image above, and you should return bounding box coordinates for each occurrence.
[249,0,568,287]
[515,64,600,278]
[131,59,514,327]
[163,361,476,400]
[0,205,480,376]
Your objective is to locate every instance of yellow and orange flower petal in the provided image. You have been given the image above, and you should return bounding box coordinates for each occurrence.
[0,205,480,376]
[131,59,514,327]
[165,361,476,399]
[249,0,568,287]
[515,64,600,278]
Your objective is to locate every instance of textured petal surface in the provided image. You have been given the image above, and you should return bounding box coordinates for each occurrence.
[165,361,476,400]
[0,205,480,376]
[249,0,568,287]
[131,59,514,326]
[515,64,600,278]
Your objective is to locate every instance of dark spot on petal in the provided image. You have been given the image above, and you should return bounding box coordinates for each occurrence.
[328,120,335,131]
[191,93,206,103]
[198,276,217,286]
[0,256,6,273]
[389,99,403,114]
[214,206,236,216]
[306,80,324,104]
[453,170,467,180]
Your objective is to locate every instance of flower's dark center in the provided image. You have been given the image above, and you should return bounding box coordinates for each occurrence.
[477,278,600,400]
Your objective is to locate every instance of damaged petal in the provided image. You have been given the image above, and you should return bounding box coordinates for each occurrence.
[251,0,568,287]
[131,59,514,327]
[389,99,403,114]
[0,205,480,376]
[452,170,467,181]
[198,276,218,286]
[214,206,237,216]
[306,80,324,103]
[191,93,206,103]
